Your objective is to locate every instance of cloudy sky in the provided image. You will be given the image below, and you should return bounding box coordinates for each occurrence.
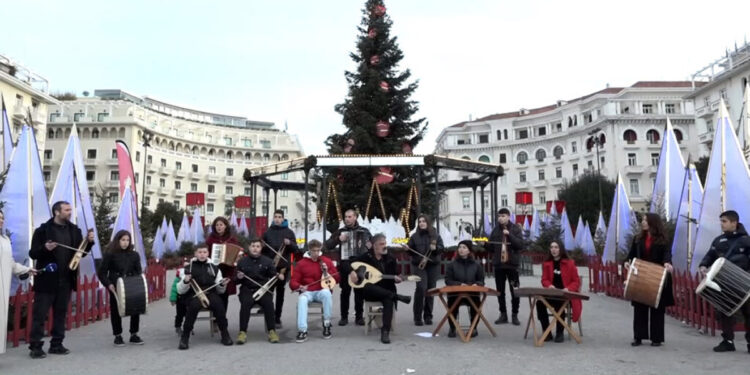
[2,0,749,155]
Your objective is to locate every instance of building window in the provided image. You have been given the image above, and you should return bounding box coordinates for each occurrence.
[146,176,151,185]
[720,88,727,100]
[110,171,119,181]
[110,149,117,159]
[44,150,53,160]
[43,171,51,181]
[226,168,234,176]
[209,166,216,174]
[571,141,577,154]
[628,153,637,166]
[538,169,545,180]
[173,201,180,208]
[175,161,182,170]
[281,172,289,180]
[226,186,233,195]
[629,179,640,195]
[108,192,118,203]
[600,156,605,165]
[147,155,153,164]
[623,130,637,144]
[175,181,181,190]
[478,155,490,163]
[496,130,502,140]
[461,194,471,210]
[517,151,528,165]
[135,151,141,162]
[642,104,653,114]
[518,130,529,139]
[207,203,215,212]
[73,112,85,122]
[159,158,166,167]
[500,194,508,207]
[97,113,109,122]
[555,167,562,178]
[538,126,546,136]
[651,153,660,166]
[478,134,489,144]
[556,123,562,132]
[224,136,232,146]
[86,171,95,181]
[245,187,252,195]
[587,160,594,169]
[535,149,546,162]
[503,129,508,139]
[243,138,252,147]
[87,149,97,159]
[144,197,151,206]
[674,129,683,144]
[553,146,563,160]
[665,104,675,114]
[207,135,213,143]
[192,164,198,173]
[49,113,60,123]
[208,185,215,193]
[135,173,139,184]
[519,171,526,183]
[159,178,165,188]
[572,164,578,177]
[190,183,198,192]
[280,189,288,197]
[261,140,271,149]
[539,192,546,204]
[280,205,288,215]
[646,129,660,144]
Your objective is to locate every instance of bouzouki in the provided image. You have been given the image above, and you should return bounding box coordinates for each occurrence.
[349,261,421,289]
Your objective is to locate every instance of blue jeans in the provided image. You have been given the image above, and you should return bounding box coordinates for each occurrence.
[297,289,332,332]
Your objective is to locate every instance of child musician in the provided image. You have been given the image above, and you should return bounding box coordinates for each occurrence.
[235,238,282,344]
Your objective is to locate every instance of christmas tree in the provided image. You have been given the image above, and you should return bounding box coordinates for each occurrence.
[323,0,430,227]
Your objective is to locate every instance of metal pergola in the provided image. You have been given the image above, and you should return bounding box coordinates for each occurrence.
[243,154,504,248]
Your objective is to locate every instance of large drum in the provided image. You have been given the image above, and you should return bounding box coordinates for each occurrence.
[696,257,750,316]
[623,258,668,308]
[116,275,149,317]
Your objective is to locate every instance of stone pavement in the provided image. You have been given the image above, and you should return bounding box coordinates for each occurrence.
[1,267,748,375]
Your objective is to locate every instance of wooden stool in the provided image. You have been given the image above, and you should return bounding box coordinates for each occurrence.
[296,301,326,329]
[195,309,216,337]
[364,301,395,335]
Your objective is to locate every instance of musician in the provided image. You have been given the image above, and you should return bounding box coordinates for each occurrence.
[698,210,750,353]
[1,209,36,356]
[28,201,94,359]
[169,264,188,336]
[625,213,673,347]
[262,209,299,328]
[444,240,484,338]
[537,240,581,343]
[348,233,411,344]
[290,239,339,342]
[206,216,241,311]
[177,244,233,349]
[235,238,281,344]
[486,208,524,326]
[97,230,144,346]
[407,214,444,326]
[326,209,372,326]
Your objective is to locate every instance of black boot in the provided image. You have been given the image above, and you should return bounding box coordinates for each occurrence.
[178,333,190,350]
[713,339,735,352]
[511,314,521,326]
[396,294,412,304]
[380,329,391,344]
[495,312,508,324]
[554,327,565,343]
[448,327,456,338]
[220,329,234,346]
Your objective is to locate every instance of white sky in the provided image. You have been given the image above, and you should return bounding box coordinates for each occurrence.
[1,0,749,155]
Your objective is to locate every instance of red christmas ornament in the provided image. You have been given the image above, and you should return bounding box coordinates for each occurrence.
[379,81,390,92]
[401,142,412,154]
[376,121,390,137]
[373,5,386,17]
[375,167,394,184]
[343,138,355,153]
[369,55,380,65]
[367,28,377,39]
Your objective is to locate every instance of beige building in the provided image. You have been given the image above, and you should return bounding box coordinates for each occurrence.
[44,90,310,227]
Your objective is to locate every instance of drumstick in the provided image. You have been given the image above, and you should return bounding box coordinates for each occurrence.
[261,240,289,263]
[299,270,341,289]
[50,242,87,253]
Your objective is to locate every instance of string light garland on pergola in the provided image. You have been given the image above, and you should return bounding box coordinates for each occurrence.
[365,177,387,220]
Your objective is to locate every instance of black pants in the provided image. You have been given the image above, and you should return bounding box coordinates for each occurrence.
[536,299,566,336]
[174,297,187,328]
[274,269,290,321]
[362,284,395,331]
[413,262,439,321]
[182,293,228,335]
[720,301,750,342]
[494,266,520,314]
[447,294,480,331]
[109,290,140,336]
[29,287,71,349]
[338,260,364,319]
[238,288,275,332]
[633,302,665,342]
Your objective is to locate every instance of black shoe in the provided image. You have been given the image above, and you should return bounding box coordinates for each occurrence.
[338,318,348,326]
[355,317,365,326]
[495,313,508,325]
[424,318,433,325]
[471,330,478,338]
[544,333,554,342]
[631,339,642,347]
[650,342,662,347]
[178,334,189,350]
[414,320,424,326]
[48,345,70,355]
[114,335,125,347]
[220,330,234,346]
[29,348,47,359]
[296,331,308,343]
[129,334,144,345]
[396,294,412,304]
[713,340,735,352]
[448,328,456,338]
[174,327,182,336]
[380,329,391,344]
[322,324,332,339]
[747,344,750,354]
[275,318,283,329]
[511,314,521,326]
[554,334,565,343]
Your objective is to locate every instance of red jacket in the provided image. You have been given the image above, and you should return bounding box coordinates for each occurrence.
[206,234,242,295]
[541,258,583,322]
[290,255,339,292]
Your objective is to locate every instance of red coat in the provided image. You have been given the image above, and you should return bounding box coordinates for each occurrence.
[206,234,242,295]
[290,255,339,292]
[541,258,582,322]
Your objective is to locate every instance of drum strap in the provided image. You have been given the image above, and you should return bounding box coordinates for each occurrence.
[724,240,742,259]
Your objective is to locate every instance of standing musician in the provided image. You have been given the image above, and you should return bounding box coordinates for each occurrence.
[349,233,411,344]
[235,238,281,344]
[206,216,241,312]
[407,214,444,326]
[28,201,94,359]
[485,208,524,326]
[290,239,339,342]
[261,209,299,328]
[444,240,484,338]
[326,209,372,326]
[177,244,232,349]
[698,210,750,353]
[538,240,581,343]
[625,213,673,347]
[97,230,144,347]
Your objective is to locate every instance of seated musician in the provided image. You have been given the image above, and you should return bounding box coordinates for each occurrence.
[235,238,282,344]
[698,210,750,353]
[177,244,233,349]
[348,233,411,344]
[444,240,485,338]
[97,230,144,347]
[206,216,241,311]
[290,239,339,343]
[537,240,581,343]
[625,213,673,347]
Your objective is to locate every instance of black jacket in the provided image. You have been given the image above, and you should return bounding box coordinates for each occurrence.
[699,223,750,271]
[180,259,224,297]
[445,257,485,286]
[487,222,524,268]
[407,229,444,266]
[353,251,397,293]
[325,224,372,260]
[29,218,93,292]
[261,223,299,269]
[627,235,674,308]
[97,248,142,287]
[236,254,276,291]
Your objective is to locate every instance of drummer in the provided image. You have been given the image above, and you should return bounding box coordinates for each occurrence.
[625,213,673,347]
[698,210,750,353]
[97,230,144,347]
[537,240,581,343]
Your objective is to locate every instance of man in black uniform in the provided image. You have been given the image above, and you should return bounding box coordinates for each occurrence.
[486,208,524,326]
[261,209,299,328]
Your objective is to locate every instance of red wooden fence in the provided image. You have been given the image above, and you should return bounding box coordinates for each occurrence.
[6,259,167,348]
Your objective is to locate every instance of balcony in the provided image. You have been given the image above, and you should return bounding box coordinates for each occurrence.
[146,185,157,193]
[206,193,217,200]
[106,159,119,166]
[189,172,201,181]
[550,178,565,186]
[699,131,713,145]
[514,181,529,190]
[531,179,547,188]
[106,180,119,188]
[84,158,97,167]
[147,164,158,173]
[206,174,219,182]
[159,167,170,176]
[158,187,169,196]
[624,165,645,174]
[174,170,186,178]
[552,157,565,165]
[225,176,236,183]
[173,189,185,197]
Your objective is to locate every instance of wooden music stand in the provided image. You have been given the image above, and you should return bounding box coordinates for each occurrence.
[516,287,589,347]
[427,285,500,343]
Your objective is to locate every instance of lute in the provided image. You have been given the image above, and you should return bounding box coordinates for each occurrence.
[349,261,420,289]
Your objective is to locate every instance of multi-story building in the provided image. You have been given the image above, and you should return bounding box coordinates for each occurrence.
[685,40,750,156]
[435,81,705,234]
[0,52,59,158]
[44,89,310,227]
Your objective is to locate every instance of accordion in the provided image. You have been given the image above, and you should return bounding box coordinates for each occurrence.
[211,243,243,266]
[341,229,368,259]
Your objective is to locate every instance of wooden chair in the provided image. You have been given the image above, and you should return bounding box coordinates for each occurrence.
[565,304,583,340]
[364,301,395,335]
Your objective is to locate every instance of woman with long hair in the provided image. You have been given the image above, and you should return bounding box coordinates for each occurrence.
[537,240,581,343]
[406,214,444,326]
[625,213,674,347]
[206,216,242,311]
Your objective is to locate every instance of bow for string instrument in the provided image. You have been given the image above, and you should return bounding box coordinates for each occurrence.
[185,260,210,308]
[53,231,92,271]
[419,237,438,270]
[400,244,430,268]
[261,239,288,270]
[239,273,279,301]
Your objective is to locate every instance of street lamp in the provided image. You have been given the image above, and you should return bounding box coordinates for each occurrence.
[588,128,604,213]
[141,130,154,215]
